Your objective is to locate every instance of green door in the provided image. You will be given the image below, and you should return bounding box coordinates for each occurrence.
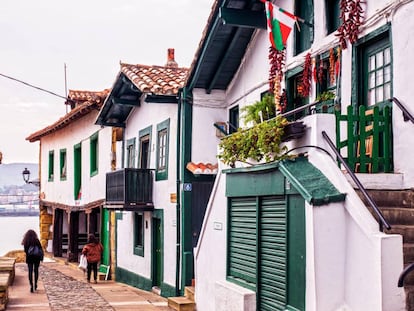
[152,217,162,287]
[101,209,110,266]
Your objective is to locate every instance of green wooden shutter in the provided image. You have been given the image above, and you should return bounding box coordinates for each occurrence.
[259,196,287,311]
[228,197,257,290]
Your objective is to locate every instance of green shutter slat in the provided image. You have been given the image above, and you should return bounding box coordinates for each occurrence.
[228,197,257,288]
[259,196,287,311]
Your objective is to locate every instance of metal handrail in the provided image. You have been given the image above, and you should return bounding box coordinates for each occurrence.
[280,100,319,118]
[398,262,414,287]
[390,97,414,123]
[321,131,391,232]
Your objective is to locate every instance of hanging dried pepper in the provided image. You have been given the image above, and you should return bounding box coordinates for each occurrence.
[268,47,286,110]
[318,60,324,85]
[336,0,365,50]
[279,88,287,113]
[302,52,312,97]
[329,48,336,85]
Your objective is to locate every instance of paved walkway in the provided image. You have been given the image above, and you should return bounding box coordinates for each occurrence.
[7,258,175,310]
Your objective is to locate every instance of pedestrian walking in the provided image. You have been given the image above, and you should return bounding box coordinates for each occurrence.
[81,234,103,284]
[21,229,44,293]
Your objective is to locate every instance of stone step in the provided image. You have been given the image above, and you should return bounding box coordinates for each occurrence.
[380,207,414,225]
[168,296,196,311]
[185,286,195,301]
[356,189,414,208]
[385,225,414,243]
[404,244,414,264]
[405,285,414,311]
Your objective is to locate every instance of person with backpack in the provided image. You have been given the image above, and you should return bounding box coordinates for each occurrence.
[81,234,103,284]
[22,229,44,293]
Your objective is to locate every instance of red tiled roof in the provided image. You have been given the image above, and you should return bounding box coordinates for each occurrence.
[120,63,188,95]
[26,89,110,142]
[186,162,218,175]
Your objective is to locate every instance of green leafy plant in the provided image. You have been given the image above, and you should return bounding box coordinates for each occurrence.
[240,94,276,125]
[218,116,289,167]
[315,90,335,102]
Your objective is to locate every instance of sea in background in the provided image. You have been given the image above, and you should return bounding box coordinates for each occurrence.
[0,216,39,256]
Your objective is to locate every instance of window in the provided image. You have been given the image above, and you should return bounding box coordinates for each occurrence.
[156,119,169,181]
[286,67,309,120]
[48,151,54,181]
[134,212,144,256]
[229,105,239,134]
[73,143,82,200]
[90,132,99,176]
[126,138,136,168]
[354,25,392,109]
[139,126,152,169]
[325,0,340,35]
[294,0,314,55]
[60,149,67,180]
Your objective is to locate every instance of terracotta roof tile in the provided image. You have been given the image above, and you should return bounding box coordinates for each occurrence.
[120,63,188,95]
[27,89,110,142]
[186,162,218,175]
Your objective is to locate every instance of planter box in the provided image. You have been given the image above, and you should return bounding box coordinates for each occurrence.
[282,121,306,142]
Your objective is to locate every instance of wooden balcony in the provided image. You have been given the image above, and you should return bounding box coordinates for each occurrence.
[105,168,154,210]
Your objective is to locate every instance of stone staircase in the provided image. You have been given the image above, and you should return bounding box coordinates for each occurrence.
[168,286,196,311]
[357,189,414,310]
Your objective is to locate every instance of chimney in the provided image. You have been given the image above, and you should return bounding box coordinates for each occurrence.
[165,48,178,68]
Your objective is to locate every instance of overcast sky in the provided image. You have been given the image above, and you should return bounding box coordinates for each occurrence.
[0,0,213,164]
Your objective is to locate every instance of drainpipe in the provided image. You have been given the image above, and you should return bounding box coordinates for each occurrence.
[175,88,183,296]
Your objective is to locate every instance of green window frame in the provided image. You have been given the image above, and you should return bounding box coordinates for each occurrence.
[134,212,144,257]
[353,24,392,109]
[156,119,170,181]
[294,0,314,55]
[48,150,54,182]
[73,143,82,201]
[325,0,340,35]
[90,132,99,176]
[126,138,136,168]
[60,149,67,181]
[138,126,152,169]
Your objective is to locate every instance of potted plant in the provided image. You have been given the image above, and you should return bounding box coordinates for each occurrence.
[315,90,336,113]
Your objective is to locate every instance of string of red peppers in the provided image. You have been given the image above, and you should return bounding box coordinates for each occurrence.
[336,0,365,49]
[268,46,287,112]
[302,52,312,97]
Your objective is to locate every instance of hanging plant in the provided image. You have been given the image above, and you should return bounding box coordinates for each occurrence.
[218,116,289,167]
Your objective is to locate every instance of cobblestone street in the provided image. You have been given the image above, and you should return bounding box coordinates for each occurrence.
[8,260,175,311]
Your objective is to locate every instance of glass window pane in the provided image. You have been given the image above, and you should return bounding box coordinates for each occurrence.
[376,86,384,103]
[368,90,375,106]
[369,72,375,88]
[369,55,375,71]
[376,51,383,67]
[384,47,391,65]
[384,83,391,100]
[376,69,383,85]
[384,65,391,82]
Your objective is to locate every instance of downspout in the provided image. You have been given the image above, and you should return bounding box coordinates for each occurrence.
[175,88,183,296]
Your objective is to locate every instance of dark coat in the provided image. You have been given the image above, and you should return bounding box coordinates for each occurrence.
[24,239,43,263]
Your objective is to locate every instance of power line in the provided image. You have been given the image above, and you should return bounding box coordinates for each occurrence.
[0,72,72,102]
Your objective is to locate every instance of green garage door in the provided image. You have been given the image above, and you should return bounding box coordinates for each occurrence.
[259,196,287,310]
[228,195,304,311]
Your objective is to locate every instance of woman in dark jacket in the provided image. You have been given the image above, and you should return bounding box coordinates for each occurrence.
[82,234,103,284]
[22,229,44,293]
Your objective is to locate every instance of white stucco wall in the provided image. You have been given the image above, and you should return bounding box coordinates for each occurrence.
[40,111,112,205]
[116,99,178,288]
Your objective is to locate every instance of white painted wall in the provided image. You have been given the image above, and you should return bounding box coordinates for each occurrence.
[195,115,405,311]
[39,112,112,205]
[115,99,178,288]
